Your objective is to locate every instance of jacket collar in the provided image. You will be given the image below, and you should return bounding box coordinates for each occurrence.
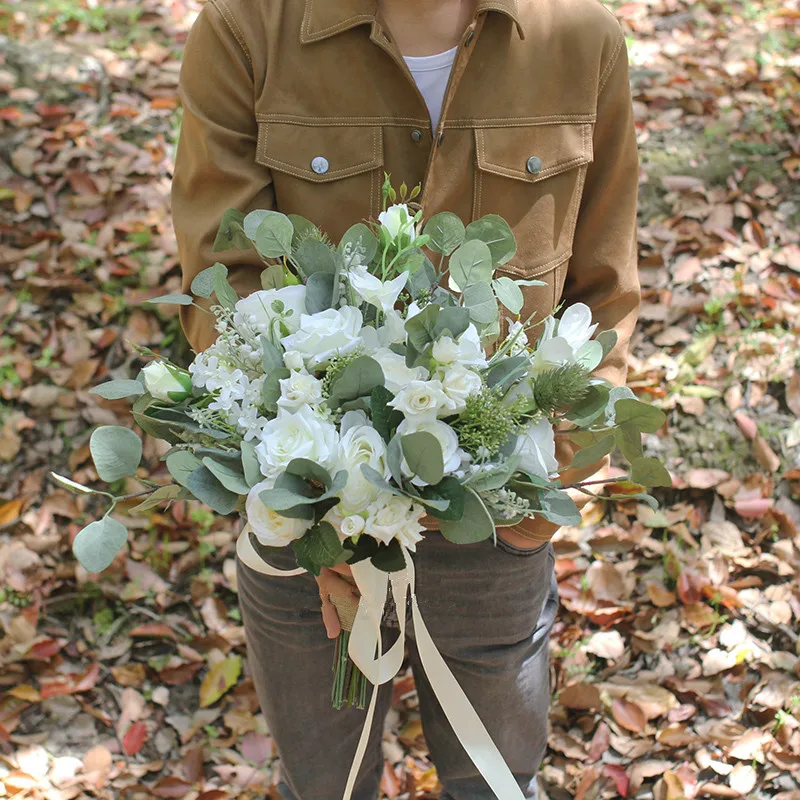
[300,0,524,44]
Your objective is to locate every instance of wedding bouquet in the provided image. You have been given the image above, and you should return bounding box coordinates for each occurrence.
[52,180,668,797]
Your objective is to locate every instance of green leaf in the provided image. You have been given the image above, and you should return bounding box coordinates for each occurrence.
[185,466,239,514]
[295,239,337,275]
[253,212,294,259]
[243,209,273,240]
[260,336,284,373]
[371,539,406,572]
[287,214,317,248]
[465,464,516,492]
[329,356,384,403]
[89,380,145,400]
[213,208,250,252]
[285,459,333,489]
[259,486,315,513]
[401,432,444,485]
[463,282,499,325]
[73,516,128,573]
[202,458,251,495]
[439,488,494,543]
[50,472,96,495]
[419,476,465,520]
[339,223,378,268]
[465,215,517,266]
[433,306,471,341]
[387,435,404,486]
[491,277,524,314]
[405,303,440,351]
[614,398,666,433]
[565,383,610,426]
[630,457,673,488]
[262,367,291,413]
[212,262,239,309]
[165,450,203,488]
[191,264,223,298]
[570,433,616,471]
[449,240,493,291]
[484,355,528,389]
[371,385,399,443]
[90,426,142,483]
[424,212,465,256]
[199,655,242,708]
[360,464,400,495]
[260,264,285,291]
[305,271,335,314]
[615,422,643,461]
[241,440,262,488]
[129,484,188,515]
[145,293,194,305]
[596,329,618,360]
[538,489,582,526]
[292,522,348,576]
[516,279,547,287]
[407,258,437,298]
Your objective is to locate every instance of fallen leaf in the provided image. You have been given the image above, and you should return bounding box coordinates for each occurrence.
[559,683,602,711]
[686,468,730,489]
[647,582,677,607]
[611,698,647,734]
[152,777,193,798]
[122,721,148,756]
[199,656,242,708]
[584,630,625,660]
[752,435,781,472]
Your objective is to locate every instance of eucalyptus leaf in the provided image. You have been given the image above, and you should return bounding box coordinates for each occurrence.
[596,329,618,359]
[405,303,440,351]
[145,293,194,305]
[191,264,223,298]
[615,422,644,461]
[90,426,142,483]
[254,212,294,259]
[449,240,493,291]
[185,466,239,514]
[305,271,335,314]
[212,208,250,252]
[212,263,239,309]
[130,484,188,515]
[241,440,262,488]
[165,450,203,488]
[484,355,529,389]
[260,264,285,290]
[371,539,406,573]
[287,214,318,249]
[339,223,378,268]
[407,258,437,298]
[292,522,348,576]
[202,458,251,495]
[463,282,499,325]
[630,456,673,488]
[424,212,465,256]
[401,431,444,486]
[360,464,400,495]
[419,476,464,520]
[50,472,96,495]
[433,306,471,341]
[565,383,610,426]
[491,276,524,314]
[329,357,384,403]
[73,516,128,573]
[439,488,494,543]
[286,459,333,489]
[516,279,547,287]
[295,239,337,275]
[262,367,291,413]
[569,433,616,471]
[89,380,145,400]
[387,435,404,486]
[614,398,666,433]
[465,215,517,266]
[371,385,400,443]
[538,488,582,526]
[260,336,285,373]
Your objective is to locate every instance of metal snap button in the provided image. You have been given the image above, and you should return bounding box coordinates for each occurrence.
[437,131,445,147]
[464,30,475,47]
[311,156,329,175]
[411,129,423,143]
[526,156,542,175]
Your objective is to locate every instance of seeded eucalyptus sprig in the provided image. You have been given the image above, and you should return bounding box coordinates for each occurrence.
[531,363,591,415]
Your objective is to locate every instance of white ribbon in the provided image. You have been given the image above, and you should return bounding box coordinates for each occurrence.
[236,528,525,800]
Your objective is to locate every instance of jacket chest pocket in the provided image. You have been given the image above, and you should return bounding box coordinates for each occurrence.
[256,122,384,241]
[473,121,594,289]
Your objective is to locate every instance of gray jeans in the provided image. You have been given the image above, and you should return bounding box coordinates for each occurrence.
[237,532,557,800]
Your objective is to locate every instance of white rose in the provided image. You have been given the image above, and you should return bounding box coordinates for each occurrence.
[504,320,529,356]
[440,364,483,414]
[246,480,312,547]
[364,492,426,551]
[531,303,601,375]
[277,371,323,411]
[389,379,449,420]
[281,306,363,368]
[432,336,461,365]
[455,324,488,368]
[349,265,408,314]
[283,350,305,371]
[378,203,415,241]
[514,418,559,480]
[372,348,428,393]
[256,406,339,480]
[142,362,192,403]
[233,285,307,337]
[336,412,390,516]
[396,417,464,483]
[341,515,366,538]
[377,309,407,346]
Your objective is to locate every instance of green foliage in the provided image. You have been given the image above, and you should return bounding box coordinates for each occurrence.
[401,432,444,485]
[449,240,493,291]
[439,488,494,544]
[455,388,524,458]
[464,215,517,266]
[89,380,145,400]
[532,363,591,414]
[292,522,351,576]
[90,426,142,483]
[73,516,128,573]
[424,212,465,256]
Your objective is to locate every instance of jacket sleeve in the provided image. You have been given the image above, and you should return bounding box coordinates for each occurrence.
[563,27,641,389]
[172,0,274,353]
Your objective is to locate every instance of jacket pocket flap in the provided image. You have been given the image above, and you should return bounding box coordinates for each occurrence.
[256,122,383,183]
[475,122,593,183]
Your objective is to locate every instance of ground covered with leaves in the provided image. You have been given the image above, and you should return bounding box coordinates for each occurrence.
[0,0,799,797]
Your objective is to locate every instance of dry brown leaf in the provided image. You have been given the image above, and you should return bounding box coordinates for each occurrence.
[624,684,678,719]
[559,683,602,711]
[685,468,730,489]
[647,582,677,607]
[752,434,781,473]
[611,698,647,734]
[584,630,625,660]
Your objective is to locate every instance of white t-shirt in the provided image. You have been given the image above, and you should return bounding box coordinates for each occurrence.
[403,46,458,132]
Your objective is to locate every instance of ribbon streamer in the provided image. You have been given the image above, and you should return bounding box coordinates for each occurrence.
[236,528,525,800]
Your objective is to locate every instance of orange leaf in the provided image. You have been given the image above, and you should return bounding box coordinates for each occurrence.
[647,582,677,608]
[122,721,148,756]
[129,623,177,639]
[0,499,23,527]
[39,662,100,699]
[611,698,646,733]
[199,656,242,708]
[153,777,193,798]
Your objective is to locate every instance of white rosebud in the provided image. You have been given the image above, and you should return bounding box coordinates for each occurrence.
[364,492,426,551]
[341,515,365,538]
[142,362,192,403]
[283,350,305,371]
[432,336,461,365]
[233,285,307,337]
[348,265,408,314]
[440,364,483,414]
[277,371,324,412]
[372,348,428,393]
[247,480,312,547]
[514,418,559,480]
[335,412,390,516]
[389,379,449,420]
[378,203,415,242]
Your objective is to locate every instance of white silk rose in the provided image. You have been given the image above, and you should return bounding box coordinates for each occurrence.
[439,364,483,414]
[335,411,390,516]
[531,302,601,375]
[281,306,363,368]
[246,480,312,546]
[233,285,307,337]
[372,349,428,393]
[389,379,450,420]
[364,492,426,551]
[349,265,408,314]
[378,203,415,242]
[396,417,464,484]
[432,336,461,365]
[256,406,339,481]
[142,362,192,403]
[277,370,324,412]
[514,418,559,480]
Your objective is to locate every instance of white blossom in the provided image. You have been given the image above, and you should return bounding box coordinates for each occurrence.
[281,306,363,368]
[514,418,559,480]
[246,480,312,547]
[378,203,415,241]
[364,492,426,551]
[349,265,408,314]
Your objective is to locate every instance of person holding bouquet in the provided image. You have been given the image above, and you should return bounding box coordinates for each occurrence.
[172,0,641,797]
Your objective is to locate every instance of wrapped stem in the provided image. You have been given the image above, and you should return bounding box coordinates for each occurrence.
[329,588,368,710]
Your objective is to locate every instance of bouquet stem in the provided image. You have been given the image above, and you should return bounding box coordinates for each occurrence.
[330,591,368,710]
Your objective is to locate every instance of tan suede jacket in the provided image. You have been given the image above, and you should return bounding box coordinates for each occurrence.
[172,0,641,543]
